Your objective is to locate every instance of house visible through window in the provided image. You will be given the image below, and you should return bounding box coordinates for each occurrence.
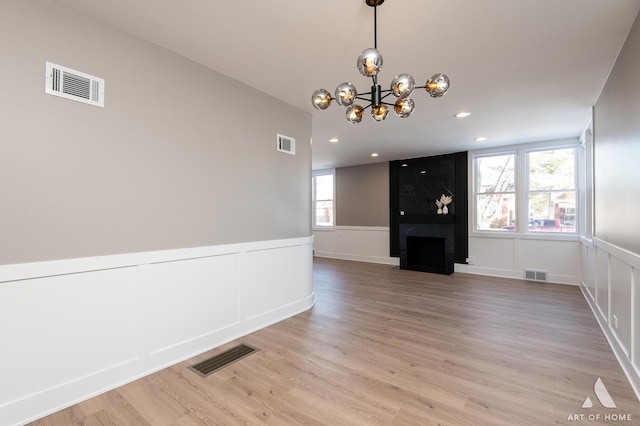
[312,170,334,227]
[473,144,577,234]
[527,148,576,233]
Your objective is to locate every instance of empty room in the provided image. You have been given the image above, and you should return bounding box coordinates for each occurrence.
[1,0,640,425]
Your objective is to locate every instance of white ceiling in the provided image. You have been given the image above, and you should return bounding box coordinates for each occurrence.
[54,0,640,170]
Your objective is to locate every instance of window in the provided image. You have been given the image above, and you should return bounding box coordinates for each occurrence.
[474,153,516,231]
[312,170,334,227]
[527,148,576,233]
[580,126,594,239]
[472,143,578,234]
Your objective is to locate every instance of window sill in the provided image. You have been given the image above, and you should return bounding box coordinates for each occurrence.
[470,230,580,242]
[312,227,335,232]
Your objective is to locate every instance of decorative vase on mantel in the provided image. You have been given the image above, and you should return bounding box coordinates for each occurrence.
[437,194,453,215]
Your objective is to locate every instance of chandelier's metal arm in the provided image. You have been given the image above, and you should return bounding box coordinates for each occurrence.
[380,92,394,101]
[356,89,392,96]
[353,87,394,105]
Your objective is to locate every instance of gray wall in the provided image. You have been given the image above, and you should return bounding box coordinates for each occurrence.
[0,0,311,265]
[593,12,640,256]
[336,162,389,227]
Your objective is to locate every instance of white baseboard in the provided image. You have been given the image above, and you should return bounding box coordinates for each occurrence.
[579,279,640,401]
[454,263,578,286]
[6,295,314,426]
[578,238,640,402]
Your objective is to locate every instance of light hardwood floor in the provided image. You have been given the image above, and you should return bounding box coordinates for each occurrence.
[31,258,639,425]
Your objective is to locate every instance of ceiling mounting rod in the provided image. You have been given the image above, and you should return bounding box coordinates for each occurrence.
[365,0,384,49]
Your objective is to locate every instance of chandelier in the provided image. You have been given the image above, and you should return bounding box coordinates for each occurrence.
[311,0,450,123]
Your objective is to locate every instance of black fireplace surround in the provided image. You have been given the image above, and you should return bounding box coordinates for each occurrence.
[389,152,468,275]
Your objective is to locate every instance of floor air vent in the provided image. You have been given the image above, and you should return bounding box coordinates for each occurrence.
[189,344,257,377]
[524,269,548,282]
[45,62,105,107]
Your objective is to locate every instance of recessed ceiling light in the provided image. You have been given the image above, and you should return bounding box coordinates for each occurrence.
[401,163,408,167]
[475,137,488,142]
[455,112,471,118]
[420,170,427,174]
[371,152,379,157]
[329,138,339,143]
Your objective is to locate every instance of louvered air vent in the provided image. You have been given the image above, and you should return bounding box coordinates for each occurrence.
[189,344,257,377]
[45,62,104,108]
[524,269,548,282]
[277,134,295,155]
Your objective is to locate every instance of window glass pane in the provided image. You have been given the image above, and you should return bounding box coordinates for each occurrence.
[528,148,576,233]
[476,154,515,194]
[312,171,334,228]
[528,148,575,191]
[476,193,516,231]
[528,191,576,232]
[315,200,333,226]
[315,174,333,200]
[473,146,578,234]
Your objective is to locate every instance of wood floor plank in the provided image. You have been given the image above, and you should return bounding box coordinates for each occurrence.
[28,258,640,425]
[82,401,152,426]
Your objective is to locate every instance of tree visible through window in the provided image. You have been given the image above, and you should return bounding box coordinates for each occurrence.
[527,148,576,233]
[473,146,577,233]
[474,154,516,231]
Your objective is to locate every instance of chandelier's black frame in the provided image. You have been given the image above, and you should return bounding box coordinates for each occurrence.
[358,0,428,111]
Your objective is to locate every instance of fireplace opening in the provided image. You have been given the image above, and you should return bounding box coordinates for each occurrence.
[406,236,452,274]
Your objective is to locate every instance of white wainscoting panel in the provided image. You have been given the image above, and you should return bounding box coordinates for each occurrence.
[0,267,139,405]
[466,236,517,277]
[634,267,640,370]
[579,237,640,400]
[313,226,398,265]
[596,246,610,317]
[582,242,596,300]
[457,235,579,285]
[239,245,304,320]
[138,254,240,356]
[610,256,633,357]
[0,237,314,426]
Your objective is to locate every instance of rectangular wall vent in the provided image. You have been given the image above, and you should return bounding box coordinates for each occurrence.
[524,269,548,282]
[45,62,104,108]
[189,344,257,377]
[277,134,295,155]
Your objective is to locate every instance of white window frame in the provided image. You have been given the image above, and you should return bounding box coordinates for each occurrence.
[524,145,578,234]
[470,139,581,238]
[579,119,594,241]
[312,168,336,229]
[472,150,518,232]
